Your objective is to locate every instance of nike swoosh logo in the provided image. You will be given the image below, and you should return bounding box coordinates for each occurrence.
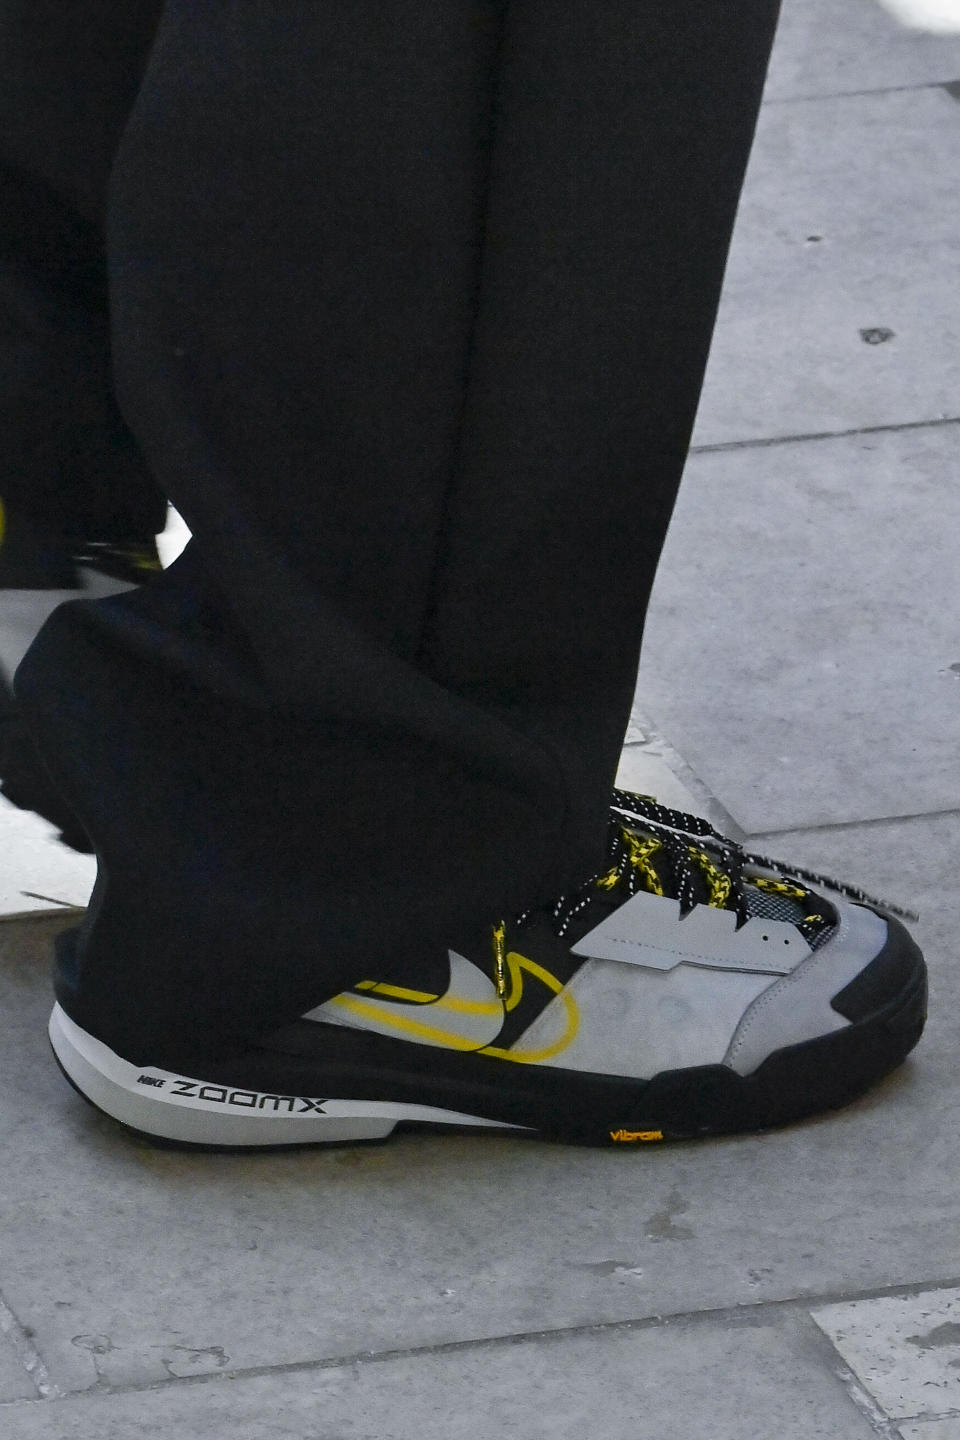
[303,951,505,1051]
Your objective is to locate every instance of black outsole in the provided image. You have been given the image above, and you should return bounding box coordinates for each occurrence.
[219,939,928,1147]
[51,951,927,1152]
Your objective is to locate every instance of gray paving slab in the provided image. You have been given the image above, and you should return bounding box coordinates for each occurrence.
[692,84,960,447]
[812,1288,960,1420]
[765,0,960,102]
[901,1421,960,1439]
[0,1313,877,1440]
[635,423,960,833]
[614,744,700,817]
[0,803,951,1399]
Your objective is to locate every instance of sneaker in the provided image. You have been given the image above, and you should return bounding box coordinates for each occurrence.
[48,790,927,1148]
[0,495,162,852]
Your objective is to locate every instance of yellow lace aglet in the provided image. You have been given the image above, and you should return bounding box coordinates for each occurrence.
[493,921,508,999]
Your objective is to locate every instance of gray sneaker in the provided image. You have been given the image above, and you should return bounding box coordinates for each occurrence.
[48,790,927,1148]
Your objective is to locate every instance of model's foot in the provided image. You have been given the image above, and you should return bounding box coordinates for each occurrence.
[48,790,927,1148]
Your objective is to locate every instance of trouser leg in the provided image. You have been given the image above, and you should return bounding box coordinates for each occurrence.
[0,0,167,540]
[417,1,783,842]
[16,1,781,1062]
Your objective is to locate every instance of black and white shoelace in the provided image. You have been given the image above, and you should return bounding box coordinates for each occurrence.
[519,788,919,941]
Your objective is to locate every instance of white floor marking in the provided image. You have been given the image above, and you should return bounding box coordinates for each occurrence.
[874,0,960,31]
[811,1288,960,1421]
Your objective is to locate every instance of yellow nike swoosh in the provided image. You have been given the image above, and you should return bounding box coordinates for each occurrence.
[303,951,505,1050]
[304,948,580,1063]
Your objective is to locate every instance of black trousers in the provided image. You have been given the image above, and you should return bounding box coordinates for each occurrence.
[8,2,781,1061]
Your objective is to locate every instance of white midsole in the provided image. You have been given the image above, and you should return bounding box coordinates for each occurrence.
[49,1004,527,1146]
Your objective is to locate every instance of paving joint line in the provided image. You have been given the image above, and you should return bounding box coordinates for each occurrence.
[623,711,745,841]
[6,1273,960,1409]
[623,730,960,846]
[763,76,960,107]
[747,804,960,842]
[0,1289,60,1401]
[690,415,960,456]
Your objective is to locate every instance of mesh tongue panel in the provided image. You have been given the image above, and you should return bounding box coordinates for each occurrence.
[744,878,836,950]
[611,809,838,944]
[744,885,808,926]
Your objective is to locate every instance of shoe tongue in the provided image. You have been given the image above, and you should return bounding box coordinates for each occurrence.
[743,882,808,927]
[621,823,715,909]
[614,823,823,929]
[623,821,808,923]
[547,816,841,953]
